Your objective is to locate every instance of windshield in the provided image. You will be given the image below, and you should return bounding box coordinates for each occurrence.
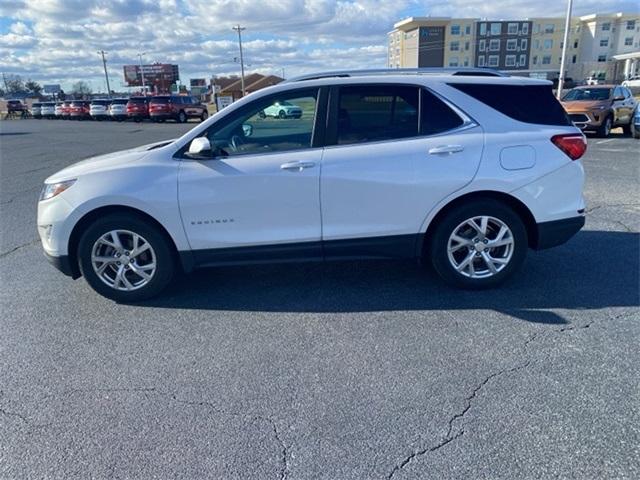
[563,88,611,101]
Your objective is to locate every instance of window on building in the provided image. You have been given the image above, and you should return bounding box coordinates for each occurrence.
[600,38,609,47]
[533,55,538,65]
[626,20,635,30]
[573,40,578,48]
[463,57,469,66]
[544,39,553,49]
[544,24,555,34]
[491,23,501,35]
[465,41,470,50]
[534,39,540,49]
[465,25,471,35]
[522,23,529,34]
[449,57,459,67]
[478,55,486,67]
[505,55,517,67]
[533,24,540,34]
[602,22,611,31]
[489,39,500,51]
[451,25,461,35]
[479,23,487,35]
[507,39,517,51]
[542,55,552,64]
[625,37,633,46]
[508,23,518,34]
[479,39,486,52]
[598,55,607,62]
[521,39,528,50]
[450,41,460,51]
[572,55,577,63]
[519,54,527,66]
[488,55,499,67]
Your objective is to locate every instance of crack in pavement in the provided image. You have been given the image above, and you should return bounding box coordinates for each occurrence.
[585,203,640,214]
[387,361,532,479]
[0,238,40,258]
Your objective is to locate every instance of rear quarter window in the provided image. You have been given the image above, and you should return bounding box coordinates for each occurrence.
[449,83,571,126]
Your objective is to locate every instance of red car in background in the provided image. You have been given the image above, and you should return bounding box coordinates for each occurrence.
[60,101,72,119]
[69,100,91,119]
[148,95,208,123]
[126,97,150,122]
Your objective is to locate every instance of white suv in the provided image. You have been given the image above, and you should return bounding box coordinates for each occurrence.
[37,69,587,301]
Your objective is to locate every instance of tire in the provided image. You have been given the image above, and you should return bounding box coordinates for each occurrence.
[429,199,528,289]
[77,213,175,302]
[278,110,286,119]
[622,121,632,136]
[632,119,640,139]
[178,111,187,123]
[200,111,208,122]
[258,111,266,119]
[597,115,612,138]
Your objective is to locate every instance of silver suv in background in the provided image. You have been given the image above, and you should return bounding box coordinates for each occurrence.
[109,99,128,121]
[90,99,112,120]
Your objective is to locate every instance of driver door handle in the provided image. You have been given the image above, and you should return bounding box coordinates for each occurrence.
[280,161,316,171]
[428,145,464,155]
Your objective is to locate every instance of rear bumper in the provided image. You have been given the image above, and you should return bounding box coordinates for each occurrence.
[44,251,79,279]
[533,216,585,250]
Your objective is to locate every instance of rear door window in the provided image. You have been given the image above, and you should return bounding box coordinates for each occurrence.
[336,85,419,145]
[421,90,464,135]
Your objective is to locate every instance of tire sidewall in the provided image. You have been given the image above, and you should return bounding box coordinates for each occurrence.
[430,200,528,289]
[77,214,174,302]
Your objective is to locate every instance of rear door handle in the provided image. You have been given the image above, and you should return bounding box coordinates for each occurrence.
[429,145,464,155]
[280,161,316,171]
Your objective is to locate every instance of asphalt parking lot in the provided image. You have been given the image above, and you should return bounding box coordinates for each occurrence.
[1,119,639,479]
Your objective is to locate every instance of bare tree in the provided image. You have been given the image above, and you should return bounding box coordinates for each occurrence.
[71,80,92,96]
[4,74,24,93]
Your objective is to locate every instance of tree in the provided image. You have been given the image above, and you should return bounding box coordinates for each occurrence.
[4,74,24,93]
[25,79,42,96]
[71,81,92,96]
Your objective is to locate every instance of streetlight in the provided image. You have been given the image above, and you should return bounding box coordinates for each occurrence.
[557,0,573,99]
[138,52,147,95]
[232,25,246,96]
[97,50,112,98]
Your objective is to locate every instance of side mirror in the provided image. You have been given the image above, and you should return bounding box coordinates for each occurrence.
[242,124,253,137]
[187,137,212,156]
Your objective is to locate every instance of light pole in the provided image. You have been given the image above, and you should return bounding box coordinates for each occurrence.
[232,25,246,96]
[138,52,147,95]
[97,50,112,98]
[557,0,573,99]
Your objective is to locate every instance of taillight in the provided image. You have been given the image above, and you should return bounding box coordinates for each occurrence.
[551,134,587,160]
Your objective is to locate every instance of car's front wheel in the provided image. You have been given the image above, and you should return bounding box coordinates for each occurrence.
[200,110,208,122]
[178,111,187,123]
[77,214,175,302]
[597,115,612,137]
[429,200,528,289]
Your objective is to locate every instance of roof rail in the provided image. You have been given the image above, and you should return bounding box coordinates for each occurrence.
[286,67,507,82]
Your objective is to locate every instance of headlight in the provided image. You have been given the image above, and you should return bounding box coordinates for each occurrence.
[40,179,76,201]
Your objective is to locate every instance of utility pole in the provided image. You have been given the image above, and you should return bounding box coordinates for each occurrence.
[97,50,112,98]
[557,0,573,99]
[138,52,147,95]
[232,25,246,97]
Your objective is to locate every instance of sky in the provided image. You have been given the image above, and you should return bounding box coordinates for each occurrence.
[1,0,638,93]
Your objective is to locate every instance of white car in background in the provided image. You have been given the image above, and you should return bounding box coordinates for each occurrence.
[40,102,56,118]
[109,98,128,121]
[54,102,64,118]
[260,100,303,119]
[90,99,112,120]
[37,69,587,301]
[622,76,640,88]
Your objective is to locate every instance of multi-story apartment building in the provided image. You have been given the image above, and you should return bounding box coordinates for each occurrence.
[388,12,640,83]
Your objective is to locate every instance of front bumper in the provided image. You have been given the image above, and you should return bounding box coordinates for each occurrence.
[44,251,79,278]
[568,111,607,130]
[534,216,585,250]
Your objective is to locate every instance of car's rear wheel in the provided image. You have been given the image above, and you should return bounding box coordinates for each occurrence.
[78,214,175,302]
[200,111,208,122]
[278,110,286,119]
[597,115,612,137]
[429,199,527,289]
[622,120,632,136]
[178,111,187,123]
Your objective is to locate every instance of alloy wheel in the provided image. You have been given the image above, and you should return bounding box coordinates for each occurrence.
[91,230,157,291]
[447,216,514,279]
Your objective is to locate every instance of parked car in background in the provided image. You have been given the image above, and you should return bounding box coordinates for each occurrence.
[126,97,150,122]
[260,100,303,119]
[632,107,640,139]
[32,102,43,118]
[40,102,56,118]
[585,76,603,86]
[6,100,26,114]
[90,99,112,120]
[54,102,65,118]
[561,85,637,137]
[622,76,640,88]
[38,70,587,301]
[109,98,129,121]
[60,101,72,119]
[69,100,91,119]
[148,95,208,123]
